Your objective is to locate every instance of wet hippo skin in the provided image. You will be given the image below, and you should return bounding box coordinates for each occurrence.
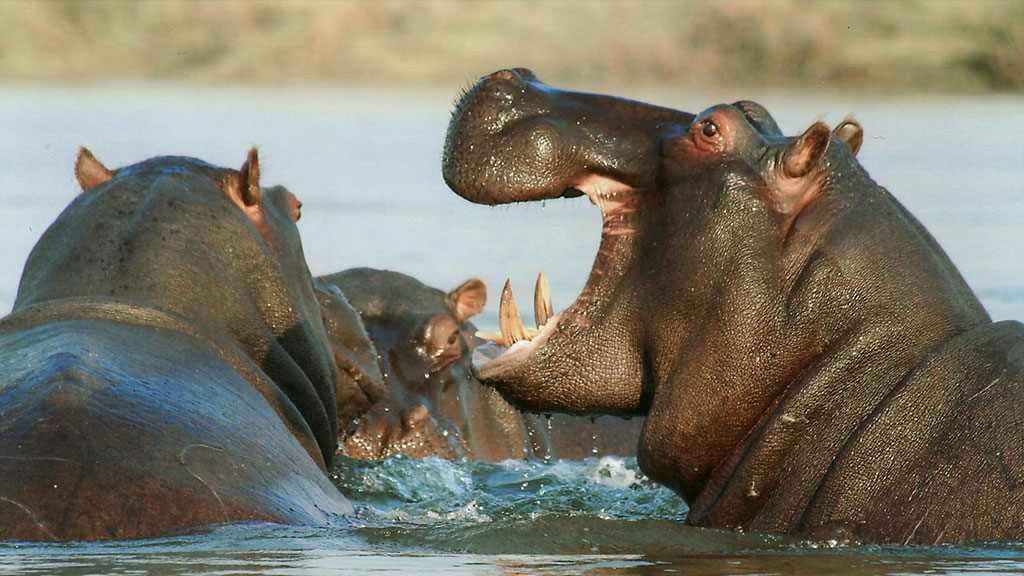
[318,268,643,462]
[0,149,355,541]
[442,68,1024,544]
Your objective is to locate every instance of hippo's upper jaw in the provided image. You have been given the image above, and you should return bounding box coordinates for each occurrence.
[443,68,691,205]
[443,69,693,416]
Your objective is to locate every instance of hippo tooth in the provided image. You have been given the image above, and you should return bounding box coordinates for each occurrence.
[476,328,540,345]
[475,330,504,343]
[499,278,528,346]
[534,270,553,329]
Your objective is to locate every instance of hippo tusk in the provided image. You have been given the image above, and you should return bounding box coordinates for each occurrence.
[534,270,553,329]
[499,279,528,346]
[476,276,545,345]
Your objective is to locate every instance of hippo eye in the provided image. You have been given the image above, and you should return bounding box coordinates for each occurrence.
[702,120,719,138]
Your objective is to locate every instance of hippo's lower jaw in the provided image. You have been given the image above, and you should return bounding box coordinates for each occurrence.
[473,312,562,380]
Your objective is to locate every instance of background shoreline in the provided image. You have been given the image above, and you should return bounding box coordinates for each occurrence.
[1,1,1022,93]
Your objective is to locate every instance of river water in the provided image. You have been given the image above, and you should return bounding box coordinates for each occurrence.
[0,84,1022,574]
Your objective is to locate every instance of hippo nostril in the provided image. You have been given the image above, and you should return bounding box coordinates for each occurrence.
[510,68,538,82]
[489,69,522,83]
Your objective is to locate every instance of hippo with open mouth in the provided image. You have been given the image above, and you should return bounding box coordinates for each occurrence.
[442,68,1024,544]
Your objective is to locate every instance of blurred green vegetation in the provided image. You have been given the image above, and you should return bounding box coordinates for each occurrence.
[0,0,1021,92]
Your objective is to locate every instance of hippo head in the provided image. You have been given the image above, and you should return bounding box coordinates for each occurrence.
[17,148,343,468]
[319,269,487,460]
[442,72,866,423]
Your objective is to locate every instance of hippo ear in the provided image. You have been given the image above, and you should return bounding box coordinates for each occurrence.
[75,147,114,191]
[832,119,863,156]
[782,122,831,179]
[447,278,486,324]
[767,122,831,218]
[221,147,262,211]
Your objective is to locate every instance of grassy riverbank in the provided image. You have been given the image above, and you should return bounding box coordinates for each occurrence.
[0,0,1021,92]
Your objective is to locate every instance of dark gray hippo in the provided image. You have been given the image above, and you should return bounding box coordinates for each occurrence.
[0,148,367,541]
[317,268,643,461]
[442,68,1024,544]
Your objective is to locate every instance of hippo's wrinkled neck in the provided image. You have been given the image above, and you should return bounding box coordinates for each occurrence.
[656,164,991,532]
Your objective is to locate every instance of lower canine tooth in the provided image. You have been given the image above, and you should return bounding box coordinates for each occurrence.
[499,279,527,345]
[476,328,540,345]
[534,270,553,329]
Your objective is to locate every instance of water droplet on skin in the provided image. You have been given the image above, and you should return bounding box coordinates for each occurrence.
[423,373,431,380]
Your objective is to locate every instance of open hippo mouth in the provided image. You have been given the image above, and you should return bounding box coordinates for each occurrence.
[470,182,641,382]
[442,69,694,406]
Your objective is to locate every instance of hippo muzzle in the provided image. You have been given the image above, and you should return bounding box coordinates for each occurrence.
[443,68,693,206]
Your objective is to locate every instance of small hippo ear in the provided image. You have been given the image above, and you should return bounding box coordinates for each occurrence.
[75,147,114,191]
[832,119,863,156]
[447,278,487,324]
[782,122,831,179]
[221,147,262,210]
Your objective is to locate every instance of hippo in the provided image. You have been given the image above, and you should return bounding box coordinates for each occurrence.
[441,68,1024,544]
[317,268,643,461]
[0,148,363,541]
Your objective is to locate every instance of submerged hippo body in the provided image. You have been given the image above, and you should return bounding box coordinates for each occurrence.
[0,149,355,541]
[442,69,1024,544]
[318,268,642,461]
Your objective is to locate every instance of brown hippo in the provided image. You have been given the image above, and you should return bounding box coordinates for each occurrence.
[442,68,1024,544]
[317,268,643,461]
[0,148,362,541]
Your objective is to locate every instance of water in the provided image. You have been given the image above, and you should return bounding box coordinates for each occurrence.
[5,457,1024,574]
[0,84,1023,573]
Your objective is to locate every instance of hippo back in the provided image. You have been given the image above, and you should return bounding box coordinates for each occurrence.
[0,151,349,540]
[14,155,339,465]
